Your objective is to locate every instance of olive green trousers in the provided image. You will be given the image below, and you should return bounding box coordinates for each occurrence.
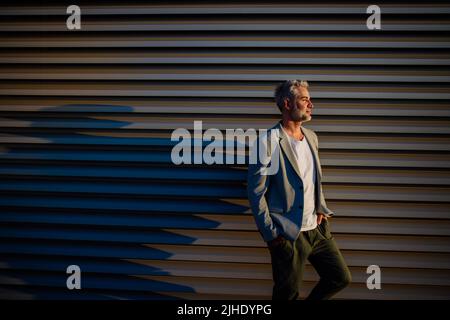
[268,219,352,300]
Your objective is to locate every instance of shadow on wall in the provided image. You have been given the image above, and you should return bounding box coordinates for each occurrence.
[0,104,255,299]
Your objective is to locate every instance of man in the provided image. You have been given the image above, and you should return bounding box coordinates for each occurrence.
[247,80,351,300]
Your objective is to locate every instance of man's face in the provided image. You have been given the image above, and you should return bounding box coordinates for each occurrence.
[287,87,313,122]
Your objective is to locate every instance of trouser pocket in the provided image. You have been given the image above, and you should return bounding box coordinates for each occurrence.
[318,219,333,240]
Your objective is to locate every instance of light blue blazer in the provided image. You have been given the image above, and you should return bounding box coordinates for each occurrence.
[247,121,334,242]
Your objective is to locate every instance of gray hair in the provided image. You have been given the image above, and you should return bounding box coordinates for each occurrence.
[274,80,309,112]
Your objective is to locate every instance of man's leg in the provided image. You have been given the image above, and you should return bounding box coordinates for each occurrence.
[269,238,299,300]
[269,234,311,300]
[306,220,352,300]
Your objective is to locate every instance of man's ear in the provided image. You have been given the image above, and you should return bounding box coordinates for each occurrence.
[283,98,291,111]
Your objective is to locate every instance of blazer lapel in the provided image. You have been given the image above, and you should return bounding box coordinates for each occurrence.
[276,122,323,184]
[303,128,323,181]
[276,123,303,180]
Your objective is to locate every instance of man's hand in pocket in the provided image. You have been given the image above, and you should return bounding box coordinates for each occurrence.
[317,212,328,225]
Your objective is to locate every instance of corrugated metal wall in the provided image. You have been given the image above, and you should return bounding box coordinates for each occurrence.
[1,1,450,300]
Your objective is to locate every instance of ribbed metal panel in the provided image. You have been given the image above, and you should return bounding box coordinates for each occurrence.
[1,1,450,300]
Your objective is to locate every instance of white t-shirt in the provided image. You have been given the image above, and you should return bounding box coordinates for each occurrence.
[283,129,317,231]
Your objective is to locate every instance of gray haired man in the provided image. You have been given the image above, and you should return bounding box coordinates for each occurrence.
[247,80,351,300]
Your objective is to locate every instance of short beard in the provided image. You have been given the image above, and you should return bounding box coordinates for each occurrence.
[290,108,311,122]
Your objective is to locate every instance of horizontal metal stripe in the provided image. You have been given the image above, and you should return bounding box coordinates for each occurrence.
[1,97,449,116]
[2,133,450,151]
[2,82,449,99]
[0,180,245,198]
[3,57,450,66]
[0,272,315,299]
[3,181,450,202]
[1,256,273,279]
[1,181,449,202]
[323,168,450,185]
[2,240,449,268]
[1,147,449,169]
[2,284,449,300]
[0,164,246,181]
[1,81,448,93]
[160,230,450,252]
[1,5,450,15]
[1,210,449,236]
[320,134,450,151]
[320,151,450,169]
[2,116,449,134]
[1,36,449,49]
[1,196,450,219]
[318,135,450,151]
[0,70,450,83]
[0,211,235,231]
[2,66,449,83]
[0,195,249,213]
[166,283,450,300]
[15,65,443,76]
[325,202,450,219]
[0,115,450,128]
[0,133,175,146]
[161,286,449,300]
[332,218,450,236]
[1,189,449,220]
[1,225,449,252]
[2,256,449,287]
[2,21,450,32]
[2,52,449,66]
[326,185,450,202]
[96,275,450,299]
[0,270,202,294]
[0,164,449,185]
[0,285,168,300]
[1,271,449,299]
[0,148,172,163]
[1,42,448,50]
[0,240,183,262]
